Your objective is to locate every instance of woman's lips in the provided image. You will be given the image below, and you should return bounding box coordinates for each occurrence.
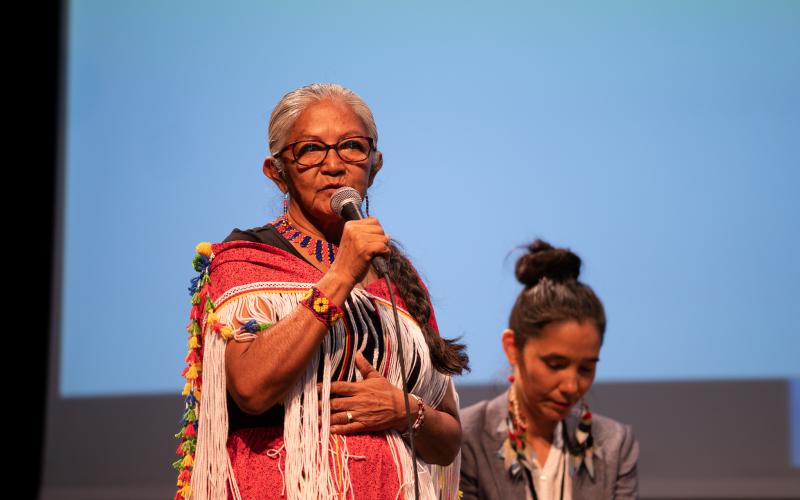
[547,400,572,411]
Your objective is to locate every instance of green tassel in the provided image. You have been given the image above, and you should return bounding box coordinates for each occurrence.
[182,440,197,453]
[191,292,200,305]
[186,320,200,335]
[184,408,197,422]
[192,255,205,271]
[172,458,184,471]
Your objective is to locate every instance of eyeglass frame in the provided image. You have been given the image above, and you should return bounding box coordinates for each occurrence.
[274,136,376,167]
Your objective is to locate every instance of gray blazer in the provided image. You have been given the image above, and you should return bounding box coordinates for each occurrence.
[460,391,639,499]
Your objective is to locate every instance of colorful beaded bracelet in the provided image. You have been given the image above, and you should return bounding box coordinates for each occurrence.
[300,286,344,327]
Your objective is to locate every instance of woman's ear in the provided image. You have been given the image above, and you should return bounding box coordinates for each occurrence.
[367,151,383,188]
[501,329,520,366]
[263,156,288,193]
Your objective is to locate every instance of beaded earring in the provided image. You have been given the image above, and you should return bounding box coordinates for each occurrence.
[563,398,596,479]
[365,193,370,217]
[283,192,289,218]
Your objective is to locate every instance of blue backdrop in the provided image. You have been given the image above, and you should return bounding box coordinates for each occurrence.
[62,1,798,401]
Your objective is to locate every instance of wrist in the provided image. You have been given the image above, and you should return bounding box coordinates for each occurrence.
[300,285,345,327]
[401,393,426,437]
[316,271,355,307]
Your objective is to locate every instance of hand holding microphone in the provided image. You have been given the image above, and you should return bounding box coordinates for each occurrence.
[329,187,390,281]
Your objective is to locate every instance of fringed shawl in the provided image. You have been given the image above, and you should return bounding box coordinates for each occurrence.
[175,240,460,499]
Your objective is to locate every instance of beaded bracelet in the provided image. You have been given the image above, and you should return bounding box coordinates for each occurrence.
[300,286,344,327]
[403,394,426,437]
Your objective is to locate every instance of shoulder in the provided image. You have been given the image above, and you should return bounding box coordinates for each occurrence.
[460,400,490,436]
[590,412,639,464]
[461,391,508,443]
[223,224,276,244]
[591,413,635,444]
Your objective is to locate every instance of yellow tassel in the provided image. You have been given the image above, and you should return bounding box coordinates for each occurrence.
[220,326,233,340]
[195,242,212,257]
[207,311,218,323]
[186,365,199,380]
[182,382,191,396]
[188,336,199,349]
[182,454,194,468]
[180,483,192,498]
[194,387,202,401]
[177,478,184,487]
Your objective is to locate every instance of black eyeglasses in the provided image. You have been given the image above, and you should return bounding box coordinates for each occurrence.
[276,136,375,167]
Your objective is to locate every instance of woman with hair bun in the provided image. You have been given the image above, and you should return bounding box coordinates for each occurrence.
[459,240,639,499]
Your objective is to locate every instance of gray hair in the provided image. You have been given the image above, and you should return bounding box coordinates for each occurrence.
[268,83,379,174]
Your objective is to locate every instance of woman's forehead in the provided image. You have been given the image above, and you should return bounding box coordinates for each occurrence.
[290,99,369,139]
[523,320,601,357]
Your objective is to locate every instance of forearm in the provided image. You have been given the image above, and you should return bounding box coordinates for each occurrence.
[227,271,354,413]
[404,400,462,466]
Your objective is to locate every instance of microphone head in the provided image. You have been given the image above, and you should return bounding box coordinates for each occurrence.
[330,186,363,217]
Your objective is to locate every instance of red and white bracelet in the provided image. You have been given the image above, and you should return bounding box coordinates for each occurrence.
[403,394,426,437]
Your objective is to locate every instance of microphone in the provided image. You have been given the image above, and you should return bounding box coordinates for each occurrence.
[330,187,389,276]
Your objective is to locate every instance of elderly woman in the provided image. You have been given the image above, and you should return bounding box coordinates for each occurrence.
[459,240,639,500]
[174,83,468,500]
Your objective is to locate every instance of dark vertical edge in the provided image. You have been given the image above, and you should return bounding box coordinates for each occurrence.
[41,0,66,496]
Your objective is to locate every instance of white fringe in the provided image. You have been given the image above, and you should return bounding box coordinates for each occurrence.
[190,283,460,500]
[191,320,241,500]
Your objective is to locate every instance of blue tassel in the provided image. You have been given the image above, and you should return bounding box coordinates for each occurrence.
[188,275,201,295]
[242,319,259,333]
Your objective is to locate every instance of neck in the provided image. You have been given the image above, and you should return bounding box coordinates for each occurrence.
[286,202,344,244]
[524,412,558,443]
[515,391,558,443]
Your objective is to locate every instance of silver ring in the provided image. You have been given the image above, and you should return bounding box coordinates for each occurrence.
[346,411,353,423]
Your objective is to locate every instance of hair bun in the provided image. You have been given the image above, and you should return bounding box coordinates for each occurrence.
[515,239,582,287]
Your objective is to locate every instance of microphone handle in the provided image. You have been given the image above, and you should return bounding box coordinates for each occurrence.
[340,202,389,276]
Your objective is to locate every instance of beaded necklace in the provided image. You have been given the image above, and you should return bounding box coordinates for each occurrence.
[505,385,566,500]
[272,215,338,265]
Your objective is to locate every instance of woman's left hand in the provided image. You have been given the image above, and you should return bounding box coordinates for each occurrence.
[326,351,408,435]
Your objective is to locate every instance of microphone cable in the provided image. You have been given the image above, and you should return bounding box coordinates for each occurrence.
[330,186,420,499]
[382,271,420,500]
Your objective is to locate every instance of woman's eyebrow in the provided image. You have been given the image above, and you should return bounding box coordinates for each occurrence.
[291,134,320,142]
[337,130,365,138]
[291,132,366,142]
[539,353,600,363]
[540,353,569,360]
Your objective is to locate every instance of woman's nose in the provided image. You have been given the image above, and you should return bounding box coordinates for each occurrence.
[560,371,580,398]
[319,152,346,175]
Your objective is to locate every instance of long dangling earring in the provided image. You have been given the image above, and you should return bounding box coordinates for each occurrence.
[577,399,592,441]
[568,397,595,478]
[365,193,370,217]
[570,398,593,454]
[283,192,289,219]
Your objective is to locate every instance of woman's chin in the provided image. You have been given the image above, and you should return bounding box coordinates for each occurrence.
[536,402,572,422]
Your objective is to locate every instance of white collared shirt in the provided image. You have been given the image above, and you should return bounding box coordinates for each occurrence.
[524,420,573,500]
